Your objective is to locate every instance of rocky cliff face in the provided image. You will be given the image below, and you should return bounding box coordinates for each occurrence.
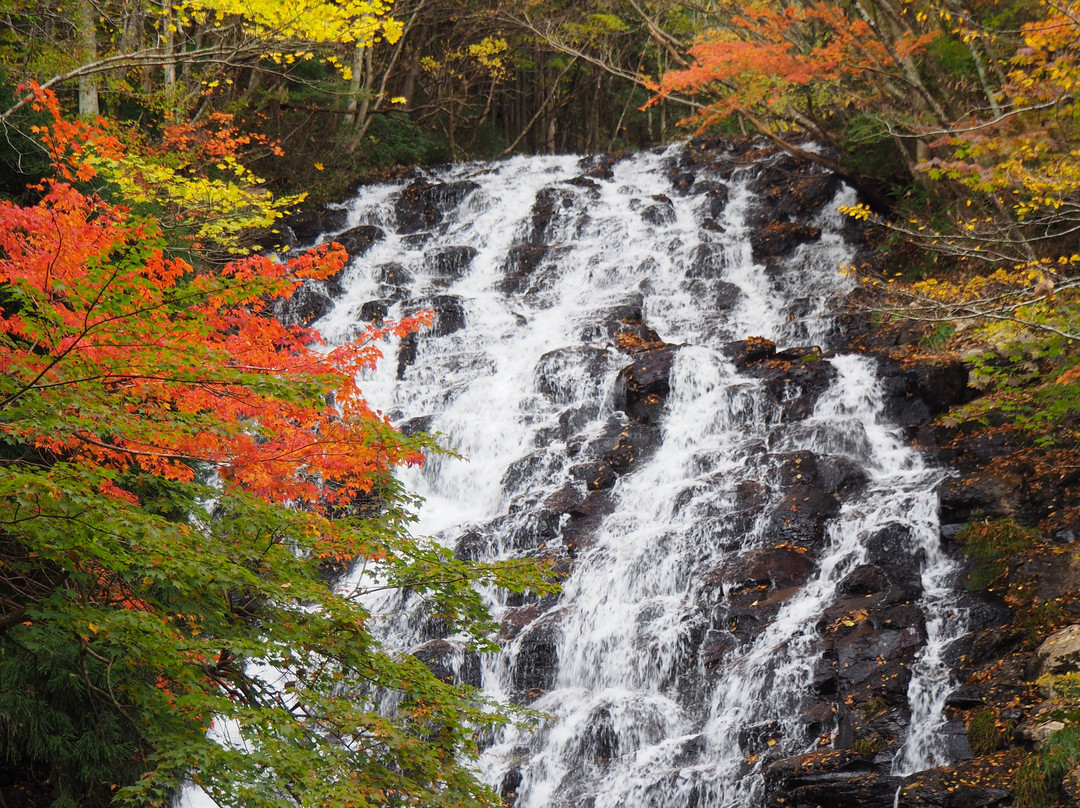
[282,140,1080,808]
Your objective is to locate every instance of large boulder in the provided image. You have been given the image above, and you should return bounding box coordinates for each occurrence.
[412,639,482,688]
[281,206,349,245]
[334,224,385,260]
[1031,624,1080,677]
[395,180,480,233]
[612,345,680,424]
[764,750,900,808]
[427,246,478,287]
[510,612,562,702]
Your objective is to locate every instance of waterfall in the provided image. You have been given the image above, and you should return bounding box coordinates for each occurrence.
[294,144,965,807]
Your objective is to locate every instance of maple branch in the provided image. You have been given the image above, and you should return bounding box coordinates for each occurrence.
[71,431,198,463]
[868,278,1080,342]
[624,0,690,68]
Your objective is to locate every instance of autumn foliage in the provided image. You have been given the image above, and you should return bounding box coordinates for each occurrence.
[656,2,936,127]
[0,86,550,808]
[3,85,430,510]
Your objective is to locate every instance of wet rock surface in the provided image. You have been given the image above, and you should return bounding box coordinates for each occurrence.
[395,179,480,233]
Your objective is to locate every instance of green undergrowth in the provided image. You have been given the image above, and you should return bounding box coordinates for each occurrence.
[1015,726,1080,808]
[967,708,1012,756]
[956,518,1041,593]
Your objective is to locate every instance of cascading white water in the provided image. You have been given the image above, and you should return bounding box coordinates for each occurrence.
[302,145,967,807]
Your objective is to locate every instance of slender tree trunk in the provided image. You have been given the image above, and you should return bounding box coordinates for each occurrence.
[343,45,366,127]
[77,0,99,116]
[162,0,177,90]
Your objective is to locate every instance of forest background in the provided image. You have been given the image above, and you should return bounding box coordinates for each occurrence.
[2,0,1080,807]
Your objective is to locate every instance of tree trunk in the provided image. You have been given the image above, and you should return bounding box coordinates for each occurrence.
[77,0,99,116]
[162,0,177,91]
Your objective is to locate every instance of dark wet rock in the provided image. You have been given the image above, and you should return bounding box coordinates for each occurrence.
[876,357,971,427]
[837,563,922,600]
[751,221,821,260]
[763,484,841,547]
[865,522,929,567]
[281,206,349,245]
[709,545,816,592]
[701,182,730,218]
[276,282,335,327]
[412,639,482,688]
[530,187,576,244]
[454,526,493,562]
[405,295,467,337]
[641,194,676,226]
[944,686,985,710]
[502,450,560,494]
[764,750,900,808]
[749,355,838,422]
[818,455,870,497]
[775,346,823,363]
[898,762,1013,808]
[812,651,840,697]
[427,246,478,287]
[761,452,869,498]
[562,490,617,558]
[596,421,657,475]
[511,611,562,701]
[750,166,842,222]
[739,719,784,756]
[374,262,413,299]
[397,333,418,379]
[543,484,585,516]
[907,360,971,415]
[687,244,720,280]
[612,345,680,424]
[396,296,467,377]
[577,705,621,764]
[937,465,1024,525]
[535,405,600,445]
[398,414,434,437]
[699,630,738,669]
[503,244,549,294]
[359,299,390,323]
[567,176,600,190]
[580,295,665,349]
[720,587,805,643]
[863,319,934,350]
[821,605,925,700]
[501,604,545,641]
[667,170,697,195]
[334,224,385,259]
[577,153,626,181]
[535,346,611,404]
[710,281,742,312]
[722,337,778,367]
[1016,553,1080,604]
[569,459,618,492]
[395,179,480,233]
[554,422,662,525]
[500,769,524,804]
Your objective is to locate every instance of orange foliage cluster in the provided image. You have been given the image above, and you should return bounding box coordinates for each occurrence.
[160,111,285,163]
[0,85,430,512]
[655,2,935,125]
